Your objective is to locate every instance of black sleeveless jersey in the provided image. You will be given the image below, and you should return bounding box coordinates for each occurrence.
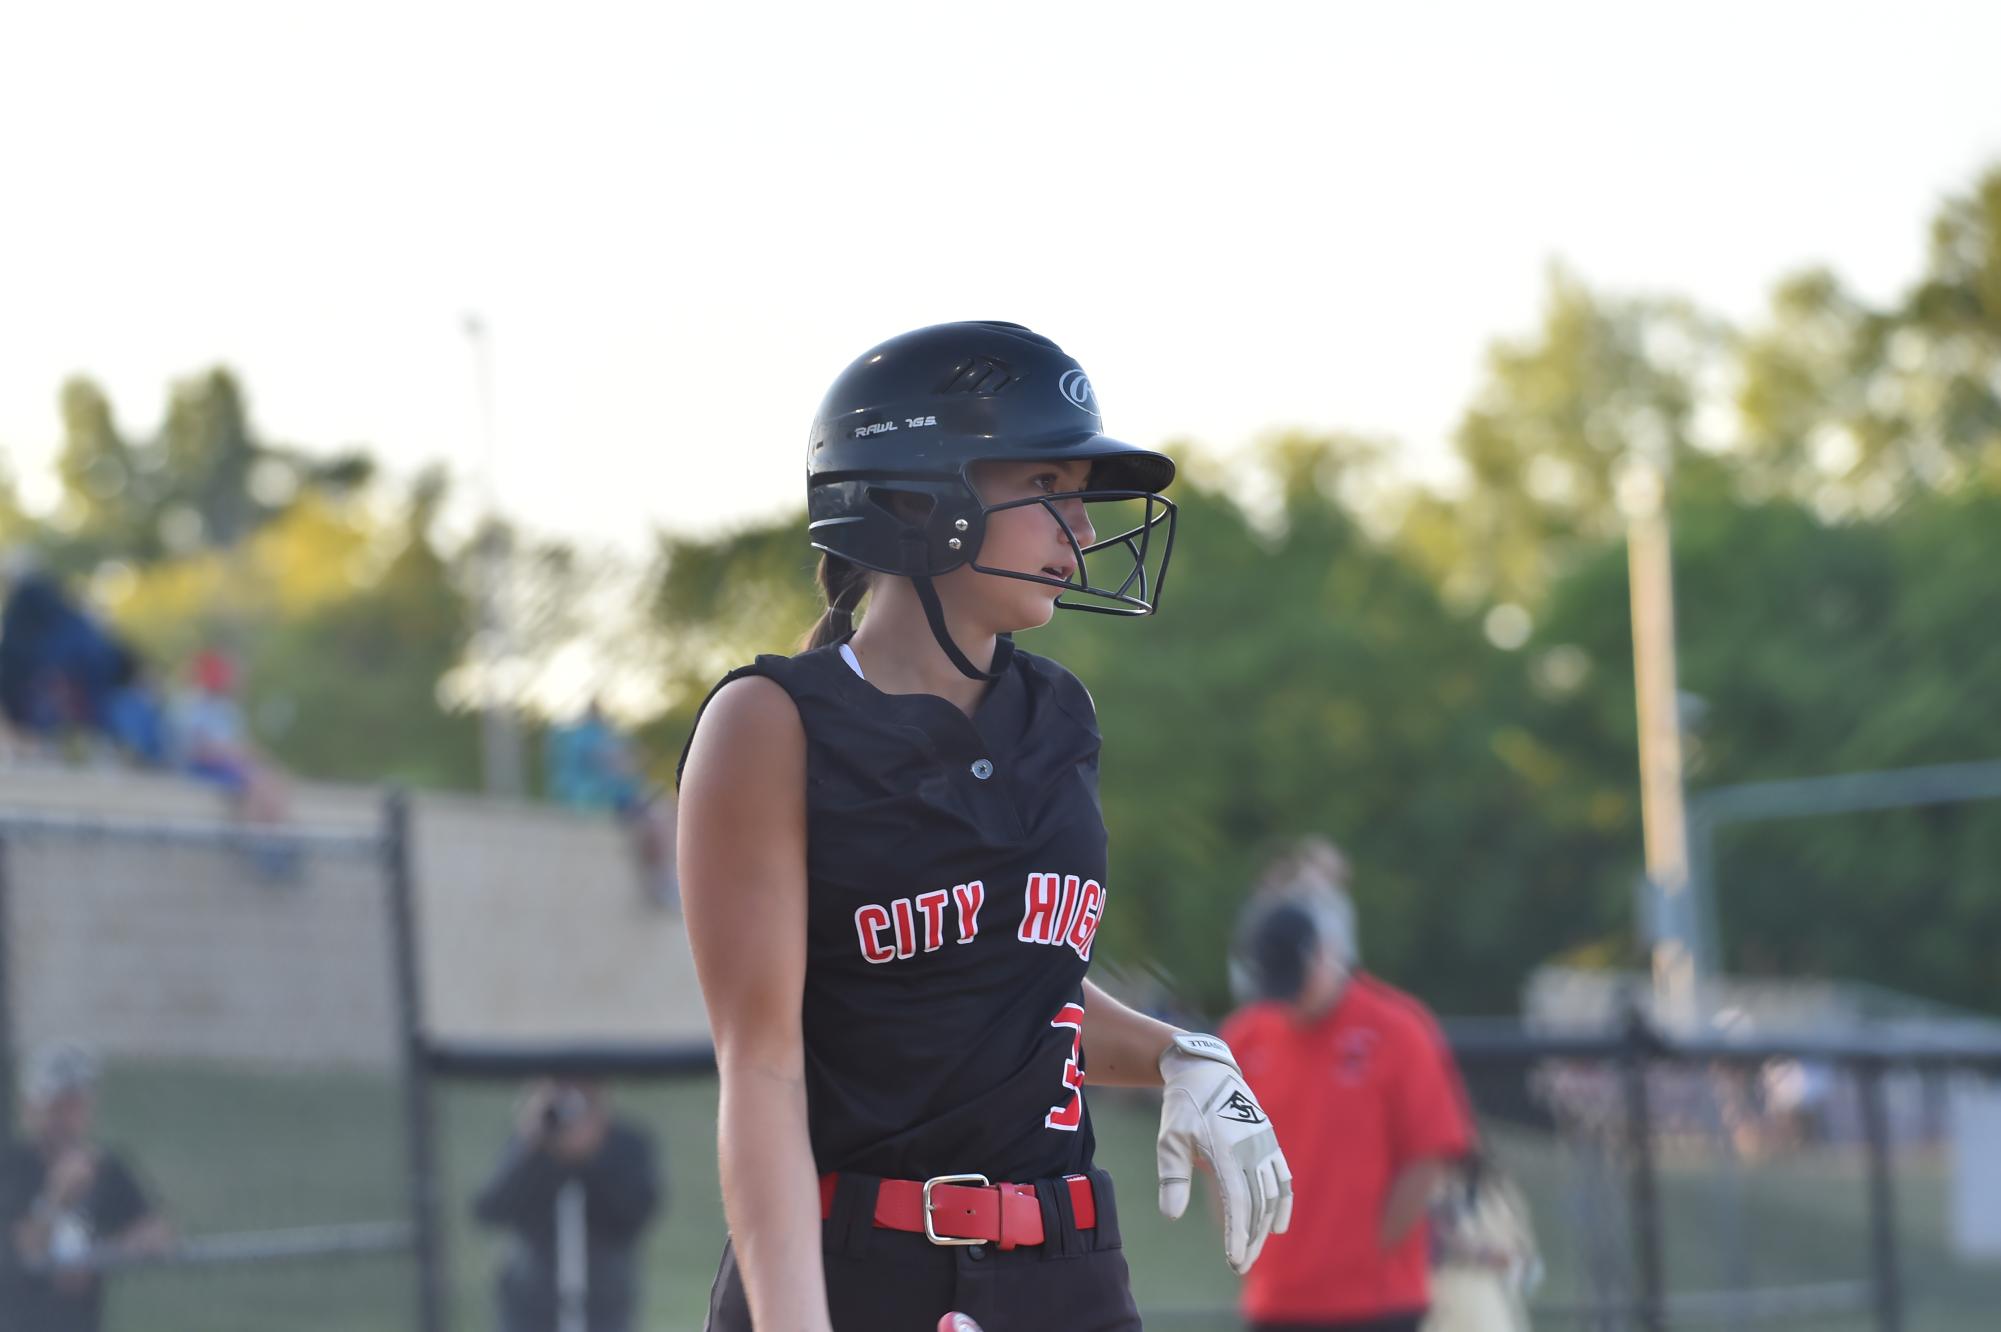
[680,636,1109,1183]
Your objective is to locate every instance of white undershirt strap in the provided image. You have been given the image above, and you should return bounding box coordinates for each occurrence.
[839,642,865,680]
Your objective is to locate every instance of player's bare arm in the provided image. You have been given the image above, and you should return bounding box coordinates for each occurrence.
[1077,979,1175,1086]
[678,674,835,1332]
[1378,1156,1452,1250]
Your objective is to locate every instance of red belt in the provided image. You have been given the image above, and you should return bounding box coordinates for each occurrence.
[818,1172,1098,1250]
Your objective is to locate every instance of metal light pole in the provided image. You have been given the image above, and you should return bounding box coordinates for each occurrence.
[1620,460,1699,1033]
[465,314,525,798]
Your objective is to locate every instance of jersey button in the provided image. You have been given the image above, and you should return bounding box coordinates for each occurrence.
[970,759,994,780]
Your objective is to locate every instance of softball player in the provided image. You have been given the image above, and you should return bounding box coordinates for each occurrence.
[677,322,1292,1331]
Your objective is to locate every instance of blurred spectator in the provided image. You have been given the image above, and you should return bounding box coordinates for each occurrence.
[99,643,168,768]
[0,567,95,743]
[0,563,158,765]
[1758,1056,1835,1151]
[546,701,643,813]
[171,648,288,820]
[1229,836,1355,1008]
[473,1079,662,1332]
[544,701,678,910]
[1423,1152,1540,1332]
[1223,838,1476,1332]
[0,1043,172,1332]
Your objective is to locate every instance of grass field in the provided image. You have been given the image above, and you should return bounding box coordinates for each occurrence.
[82,1062,2001,1330]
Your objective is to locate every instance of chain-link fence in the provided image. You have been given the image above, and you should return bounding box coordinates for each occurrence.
[0,801,426,1332]
[1450,1018,2001,1332]
[411,1025,2001,1332]
[8,792,1999,1330]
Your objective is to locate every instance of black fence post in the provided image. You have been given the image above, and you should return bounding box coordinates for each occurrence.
[1859,1060,1903,1332]
[1623,1013,1666,1332]
[0,832,15,1147]
[386,790,446,1332]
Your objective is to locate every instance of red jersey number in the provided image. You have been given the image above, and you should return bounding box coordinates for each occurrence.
[1045,1002,1086,1131]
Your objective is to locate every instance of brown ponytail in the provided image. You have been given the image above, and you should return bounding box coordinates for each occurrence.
[802,552,871,650]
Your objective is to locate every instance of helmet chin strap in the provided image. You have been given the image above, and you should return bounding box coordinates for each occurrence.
[902,528,1010,683]
[912,573,1011,682]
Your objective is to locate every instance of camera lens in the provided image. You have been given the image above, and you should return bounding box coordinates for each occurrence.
[544,1088,587,1131]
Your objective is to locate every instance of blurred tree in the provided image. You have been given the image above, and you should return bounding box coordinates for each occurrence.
[5,160,1996,1019]
[157,367,261,550]
[648,517,824,704]
[466,531,671,726]
[1901,167,2001,485]
[1525,469,2001,1012]
[1033,437,1587,1013]
[53,377,152,564]
[103,469,482,789]
[0,454,29,549]
[1737,168,2001,515]
[41,369,376,576]
[637,438,1610,1014]
[249,470,481,788]
[1426,265,1730,607]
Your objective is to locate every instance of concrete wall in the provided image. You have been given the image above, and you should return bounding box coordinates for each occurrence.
[0,765,707,1072]
[411,791,707,1046]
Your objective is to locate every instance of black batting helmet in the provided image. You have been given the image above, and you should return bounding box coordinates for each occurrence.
[805,322,1176,674]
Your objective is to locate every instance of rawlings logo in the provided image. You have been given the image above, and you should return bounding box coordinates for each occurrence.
[1218,1090,1267,1125]
[1058,368,1096,410]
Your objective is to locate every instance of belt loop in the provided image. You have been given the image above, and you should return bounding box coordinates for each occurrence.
[1040,1176,1078,1257]
[1084,1167,1120,1252]
[830,1172,879,1257]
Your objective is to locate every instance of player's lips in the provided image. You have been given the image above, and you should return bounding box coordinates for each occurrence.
[1042,563,1075,582]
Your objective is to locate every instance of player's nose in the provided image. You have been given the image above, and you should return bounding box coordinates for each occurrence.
[1054,495,1094,550]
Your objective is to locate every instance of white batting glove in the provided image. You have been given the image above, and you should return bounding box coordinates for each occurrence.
[1156,1031,1294,1274]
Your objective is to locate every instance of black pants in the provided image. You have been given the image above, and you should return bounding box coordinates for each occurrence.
[1249,1315,1424,1332]
[706,1167,1141,1332]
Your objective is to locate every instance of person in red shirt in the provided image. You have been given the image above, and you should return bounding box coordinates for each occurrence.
[1222,842,1474,1332]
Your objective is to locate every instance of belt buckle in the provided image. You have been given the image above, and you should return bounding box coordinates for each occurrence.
[922,1173,991,1246]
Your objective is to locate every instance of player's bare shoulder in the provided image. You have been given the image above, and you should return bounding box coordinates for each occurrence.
[680,672,806,797]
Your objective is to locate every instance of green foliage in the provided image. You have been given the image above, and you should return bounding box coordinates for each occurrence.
[1736,169,2001,514]
[632,518,823,778]
[621,169,2001,1016]
[651,518,823,699]
[1438,264,1729,605]
[1680,486,2001,1008]
[8,162,2001,1018]
[1027,440,1582,1012]
[248,513,482,789]
[20,368,483,790]
[40,367,376,576]
[0,454,29,548]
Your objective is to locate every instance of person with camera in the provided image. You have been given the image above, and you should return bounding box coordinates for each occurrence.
[1,1044,171,1332]
[472,1080,663,1332]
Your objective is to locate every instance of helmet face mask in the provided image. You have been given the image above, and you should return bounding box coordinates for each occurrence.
[969,484,1176,617]
[812,467,1176,614]
[805,321,1177,677]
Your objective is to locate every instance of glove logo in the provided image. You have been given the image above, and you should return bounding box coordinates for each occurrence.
[1218,1090,1268,1125]
[1058,369,1096,411]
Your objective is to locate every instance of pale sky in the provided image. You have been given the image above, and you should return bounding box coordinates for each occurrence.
[4,0,1998,554]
